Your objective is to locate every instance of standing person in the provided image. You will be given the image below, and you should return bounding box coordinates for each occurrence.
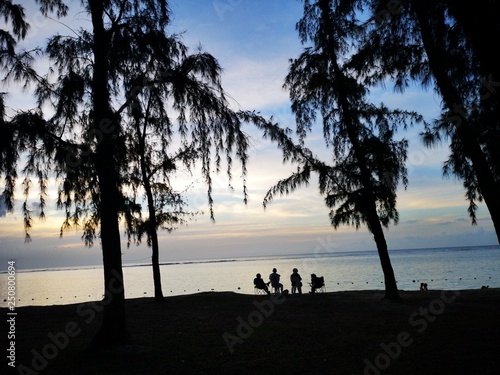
[290,268,302,295]
[269,268,283,294]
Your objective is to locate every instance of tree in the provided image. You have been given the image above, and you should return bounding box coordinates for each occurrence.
[412,0,500,243]
[2,0,251,348]
[1,0,37,218]
[122,49,251,302]
[124,97,194,302]
[0,0,30,74]
[257,0,421,300]
[348,0,500,243]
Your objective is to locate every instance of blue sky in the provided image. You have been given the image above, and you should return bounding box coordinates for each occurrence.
[0,1,497,270]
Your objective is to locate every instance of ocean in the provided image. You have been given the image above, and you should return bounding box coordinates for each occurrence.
[1,245,499,308]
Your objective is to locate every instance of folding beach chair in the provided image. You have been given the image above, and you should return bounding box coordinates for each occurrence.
[309,275,326,293]
[254,286,268,295]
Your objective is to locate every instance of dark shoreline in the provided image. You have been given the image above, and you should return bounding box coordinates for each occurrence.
[8,289,500,374]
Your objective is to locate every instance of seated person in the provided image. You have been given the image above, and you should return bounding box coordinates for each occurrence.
[290,268,303,295]
[309,273,324,294]
[269,268,284,294]
[254,273,270,294]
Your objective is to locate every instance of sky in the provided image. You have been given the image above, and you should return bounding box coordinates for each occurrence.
[0,0,498,270]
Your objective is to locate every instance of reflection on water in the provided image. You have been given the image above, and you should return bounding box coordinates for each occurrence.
[1,245,498,307]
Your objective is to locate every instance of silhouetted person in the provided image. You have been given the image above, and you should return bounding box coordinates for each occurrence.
[290,268,302,295]
[269,268,283,294]
[419,282,428,291]
[254,273,270,295]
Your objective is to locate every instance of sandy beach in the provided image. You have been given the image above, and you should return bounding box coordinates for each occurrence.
[7,288,500,374]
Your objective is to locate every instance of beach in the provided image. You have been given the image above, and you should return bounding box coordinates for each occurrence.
[7,288,500,374]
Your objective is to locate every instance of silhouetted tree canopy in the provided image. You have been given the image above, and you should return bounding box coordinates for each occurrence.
[257,0,423,300]
[345,0,500,242]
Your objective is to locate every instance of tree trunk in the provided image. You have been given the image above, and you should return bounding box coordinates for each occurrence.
[136,116,165,302]
[143,166,165,302]
[149,217,164,301]
[412,0,500,244]
[89,0,130,347]
[369,213,400,300]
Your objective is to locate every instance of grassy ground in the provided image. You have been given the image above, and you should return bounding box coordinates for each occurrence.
[7,288,500,374]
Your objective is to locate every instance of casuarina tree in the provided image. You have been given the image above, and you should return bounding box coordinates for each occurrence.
[257,0,423,300]
[348,0,500,243]
[121,46,251,302]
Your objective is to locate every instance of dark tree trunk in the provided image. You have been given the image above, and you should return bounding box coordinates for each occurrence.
[136,115,165,302]
[148,203,164,302]
[89,0,130,347]
[369,215,400,300]
[412,0,500,245]
[142,159,165,302]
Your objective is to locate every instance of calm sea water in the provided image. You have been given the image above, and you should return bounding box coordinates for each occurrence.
[1,245,499,308]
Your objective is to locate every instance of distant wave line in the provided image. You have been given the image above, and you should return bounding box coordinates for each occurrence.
[1,244,497,274]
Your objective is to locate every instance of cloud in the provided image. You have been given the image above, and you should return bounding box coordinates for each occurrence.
[397,179,467,210]
[222,57,291,111]
[436,221,454,226]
